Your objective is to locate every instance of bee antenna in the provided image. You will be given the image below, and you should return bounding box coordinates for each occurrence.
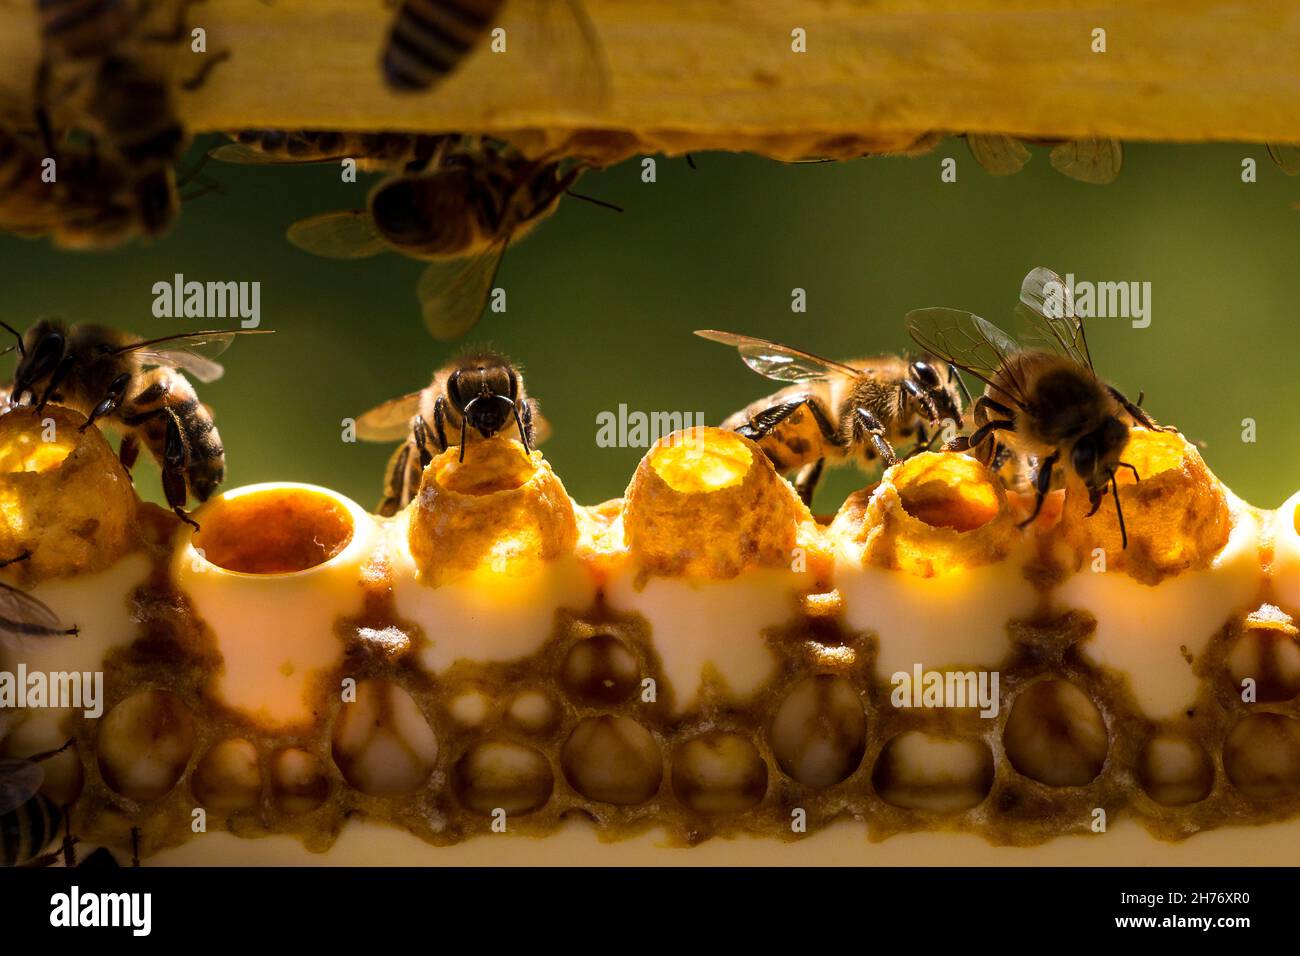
[0,321,25,357]
[564,189,623,213]
[1110,469,1128,550]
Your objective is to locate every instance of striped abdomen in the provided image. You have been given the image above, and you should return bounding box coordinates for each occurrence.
[381,0,505,92]
[0,131,60,236]
[1,792,61,867]
[121,369,225,502]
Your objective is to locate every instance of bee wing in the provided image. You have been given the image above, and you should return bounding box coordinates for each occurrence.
[287,210,389,260]
[355,391,424,442]
[966,134,1031,176]
[208,142,342,166]
[0,759,44,816]
[0,582,72,643]
[1013,266,1094,371]
[1267,143,1300,175]
[114,330,274,384]
[1049,138,1123,184]
[693,330,861,383]
[522,0,610,109]
[416,242,507,341]
[905,307,1030,410]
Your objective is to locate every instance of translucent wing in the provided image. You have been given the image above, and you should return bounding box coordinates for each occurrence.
[694,330,860,383]
[355,391,423,442]
[208,142,343,166]
[115,330,273,384]
[966,134,1031,176]
[523,0,610,109]
[1267,143,1300,175]
[0,759,44,816]
[0,582,70,642]
[1013,266,1093,370]
[287,210,388,259]
[416,242,507,341]
[1049,138,1123,184]
[905,307,1030,409]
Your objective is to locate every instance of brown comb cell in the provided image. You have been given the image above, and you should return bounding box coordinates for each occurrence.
[560,716,663,805]
[872,732,994,811]
[97,689,195,801]
[270,747,330,814]
[454,741,554,815]
[672,732,769,813]
[1003,680,1108,787]
[769,675,867,788]
[192,738,262,811]
[1137,736,1214,807]
[331,679,438,795]
[1223,713,1300,798]
[1057,428,1231,584]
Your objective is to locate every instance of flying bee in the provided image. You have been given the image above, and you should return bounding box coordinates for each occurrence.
[965,134,1123,184]
[287,139,617,339]
[355,350,549,516]
[209,130,452,174]
[0,737,76,868]
[695,330,968,507]
[907,267,1173,548]
[2,320,272,528]
[381,0,607,103]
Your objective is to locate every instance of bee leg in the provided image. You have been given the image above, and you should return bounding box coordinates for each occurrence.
[1086,486,1105,518]
[1018,451,1059,528]
[60,807,78,867]
[853,409,897,466]
[119,433,141,475]
[793,459,825,508]
[1116,461,1141,482]
[130,826,141,867]
[80,372,132,433]
[432,396,451,452]
[1111,471,1129,550]
[162,409,199,531]
[512,400,532,450]
[1108,385,1177,433]
[411,416,434,469]
[947,417,1015,453]
[521,399,539,448]
[179,50,232,92]
[34,354,76,413]
[901,378,941,423]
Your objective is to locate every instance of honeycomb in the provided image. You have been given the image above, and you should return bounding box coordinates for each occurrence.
[4,416,1300,863]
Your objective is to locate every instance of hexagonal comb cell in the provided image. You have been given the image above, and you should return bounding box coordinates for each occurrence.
[96,689,195,801]
[1003,680,1108,787]
[454,741,554,815]
[331,679,438,795]
[270,747,330,814]
[1137,736,1214,807]
[671,732,768,813]
[560,635,641,704]
[1223,714,1300,798]
[1227,611,1300,703]
[192,739,262,811]
[871,732,994,811]
[769,675,866,788]
[561,716,662,804]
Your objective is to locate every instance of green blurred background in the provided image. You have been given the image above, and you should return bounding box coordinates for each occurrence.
[0,138,1295,512]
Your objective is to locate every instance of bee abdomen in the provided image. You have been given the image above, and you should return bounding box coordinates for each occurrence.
[382,0,503,92]
[1,793,61,867]
[174,399,225,502]
[39,0,132,61]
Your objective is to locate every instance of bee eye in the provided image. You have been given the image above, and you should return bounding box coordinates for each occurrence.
[1071,441,1097,478]
[910,361,940,388]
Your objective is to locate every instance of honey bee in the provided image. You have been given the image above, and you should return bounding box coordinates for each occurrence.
[381,0,607,101]
[3,320,271,528]
[355,350,549,516]
[696,330,968,507]
[209,130,451,174]
[907,267,1172,547]
[287,139,613,339]
[0,737,76,868]
[965,134,1123,184]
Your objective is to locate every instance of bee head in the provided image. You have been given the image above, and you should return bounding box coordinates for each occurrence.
[449,362,519,439]
[1069,416,1129,490]
[908,358,967,429]
[12,318,68,402]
